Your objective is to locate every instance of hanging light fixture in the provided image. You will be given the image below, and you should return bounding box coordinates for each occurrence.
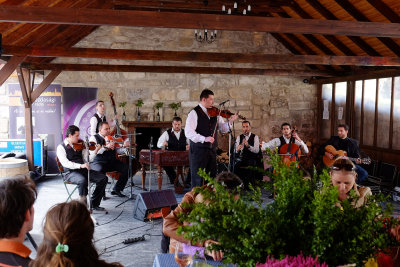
[194,29,217,43]
[222,1,251,15]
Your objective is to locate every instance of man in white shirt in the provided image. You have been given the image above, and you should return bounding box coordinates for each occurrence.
[185,89,238,187]
[157,116,189,185]
[89,121,129,197]
[90,100,108,136]
[234,120,262,189]
[56,125,107,210]
[261,122,309,155]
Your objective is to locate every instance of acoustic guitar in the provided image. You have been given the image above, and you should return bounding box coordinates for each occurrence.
[323,145,371,167]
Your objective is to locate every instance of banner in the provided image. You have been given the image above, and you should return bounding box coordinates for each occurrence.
[8,84,62,174]
[62,87,98,139]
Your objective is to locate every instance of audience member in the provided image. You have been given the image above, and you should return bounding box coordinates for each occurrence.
[0,175,37,267]
[30,200,122,267]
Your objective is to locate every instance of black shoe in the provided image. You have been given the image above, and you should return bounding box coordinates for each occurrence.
[103,195,110,200]
[92,206,106,211]
[111,191,126,197]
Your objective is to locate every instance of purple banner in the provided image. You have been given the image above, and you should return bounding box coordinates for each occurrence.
[62,87,98,140]
[9,83,62,174]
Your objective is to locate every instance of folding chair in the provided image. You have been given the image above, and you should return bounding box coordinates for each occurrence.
[56,157,79,202]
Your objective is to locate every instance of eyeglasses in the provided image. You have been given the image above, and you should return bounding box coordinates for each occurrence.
[331,165,356,171]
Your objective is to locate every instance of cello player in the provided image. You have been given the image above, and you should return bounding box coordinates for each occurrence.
[261,122,309,155]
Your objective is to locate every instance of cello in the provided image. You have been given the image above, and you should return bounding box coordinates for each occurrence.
[279,126,301,166]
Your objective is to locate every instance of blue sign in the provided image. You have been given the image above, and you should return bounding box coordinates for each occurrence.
[0,139,44,166]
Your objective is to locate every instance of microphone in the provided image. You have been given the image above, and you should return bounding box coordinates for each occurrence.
[114,134,122,138]
[149,136,153,148]
[219,99,230,106]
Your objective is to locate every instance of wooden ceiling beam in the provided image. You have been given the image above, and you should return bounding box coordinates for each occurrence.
[365,0,400,23]
[22,63,337,77]
[333,0,400,57]
[0,6,400,37]
[304,0,381,56]
[7,45,400,66]
[30,69,61,103]
[310,69,400,84]
[0,56,26,86]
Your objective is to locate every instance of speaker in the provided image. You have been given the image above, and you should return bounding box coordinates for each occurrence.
[133,189,177,221]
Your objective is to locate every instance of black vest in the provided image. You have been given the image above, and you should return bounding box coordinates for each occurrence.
[278,136,295,152]
[93,114,106,134]
[167,129,187,151]
[62,143,84,172]
[190,105,218,149]
[239,133,259,160]
[92,134,116,163]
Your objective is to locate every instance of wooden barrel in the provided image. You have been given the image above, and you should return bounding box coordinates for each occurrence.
[0,158,29,178]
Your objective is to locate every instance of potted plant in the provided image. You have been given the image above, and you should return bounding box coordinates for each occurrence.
[177,152,399,267]
[135,99,144,121]
[119,101,127,121]
[169,102,181,117]
[155,102,164,121]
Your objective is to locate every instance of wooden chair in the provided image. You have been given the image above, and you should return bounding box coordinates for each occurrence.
[106,171,121,192]
[56,156,79,202]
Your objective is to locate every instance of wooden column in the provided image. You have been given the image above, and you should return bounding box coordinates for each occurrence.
[16,68,61,170]
[17,67,34,170]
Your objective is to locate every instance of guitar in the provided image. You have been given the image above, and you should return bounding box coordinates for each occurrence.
[323,145,371,167]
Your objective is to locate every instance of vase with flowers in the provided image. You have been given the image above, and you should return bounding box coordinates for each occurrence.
[119,101,127,121]
[155,102,164,121]
[135,99,144,121]
[169,102,181,117]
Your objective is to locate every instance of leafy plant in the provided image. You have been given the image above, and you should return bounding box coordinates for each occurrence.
[155,102,164,109]
[135,99,144,107]
[119,101,127,108]
[169,102,181,111]
[177,151,399,267]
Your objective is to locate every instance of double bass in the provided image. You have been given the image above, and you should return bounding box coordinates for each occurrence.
[279,126,301,166]
[109,92,139,176]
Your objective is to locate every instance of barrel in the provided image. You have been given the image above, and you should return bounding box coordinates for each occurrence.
[0,158,29,178]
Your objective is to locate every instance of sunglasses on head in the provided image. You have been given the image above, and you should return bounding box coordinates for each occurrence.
[331,165,356,171]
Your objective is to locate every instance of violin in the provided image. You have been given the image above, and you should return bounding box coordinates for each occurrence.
[73,140,97,151]
[105,135,125,148]
[279,126,301,166]
[207,106,246,120]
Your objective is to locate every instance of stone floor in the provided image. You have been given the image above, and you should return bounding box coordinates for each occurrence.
[25,171,185,267]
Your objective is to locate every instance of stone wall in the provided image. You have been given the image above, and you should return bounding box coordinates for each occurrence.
[0,26,318,145]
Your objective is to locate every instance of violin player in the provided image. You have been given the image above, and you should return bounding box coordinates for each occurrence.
[234,120,263,189]
[89,121,129,197]
[185,89,238,188]
[56,125,108,210]
[261,122,309,155]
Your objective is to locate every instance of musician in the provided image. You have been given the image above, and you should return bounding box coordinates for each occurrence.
[185,89,238,187]
[89,121,129,197]
[56,125,108,210]
[157,116,190,185]
[261,122,309,154]
[90,100,107,136]
[234,120,262,189]
[320,124,368,183]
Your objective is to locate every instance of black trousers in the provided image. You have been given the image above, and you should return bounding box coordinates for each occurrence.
[189,144,216,187]
[90,160,129,192]
[164,166,191,185]
[234,158,263,189]
[65,169,108,207]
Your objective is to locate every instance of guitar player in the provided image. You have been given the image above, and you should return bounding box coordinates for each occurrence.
[320,124,368,183]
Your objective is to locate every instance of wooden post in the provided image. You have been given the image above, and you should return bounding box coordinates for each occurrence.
[17,67,34,170]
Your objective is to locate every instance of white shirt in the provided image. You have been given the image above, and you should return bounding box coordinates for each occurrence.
[88,133,126,162]
[261,136,309,154]
[185,104,232,143]
[56,139,88,170]
[157,129,189,148]
[89,112,106,136]
[235,132,260,154]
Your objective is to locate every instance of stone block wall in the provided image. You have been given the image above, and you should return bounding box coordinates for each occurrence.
[0,26,318,145]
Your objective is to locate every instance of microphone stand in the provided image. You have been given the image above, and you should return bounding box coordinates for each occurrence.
[148,137,153,191]
[85,136,92,213]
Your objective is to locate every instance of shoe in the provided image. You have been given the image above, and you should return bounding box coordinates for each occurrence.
[103,195,110,200]
[92,206,106,211]
[111,191,126,197]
